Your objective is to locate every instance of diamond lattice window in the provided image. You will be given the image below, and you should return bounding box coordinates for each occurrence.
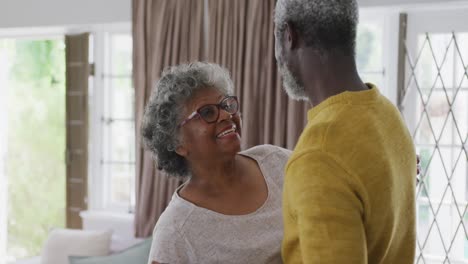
[400,32,468,263]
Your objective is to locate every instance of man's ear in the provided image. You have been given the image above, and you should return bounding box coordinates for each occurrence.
[284,22,299,50]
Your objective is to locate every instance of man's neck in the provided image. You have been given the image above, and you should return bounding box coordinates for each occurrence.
[301,52,368,107]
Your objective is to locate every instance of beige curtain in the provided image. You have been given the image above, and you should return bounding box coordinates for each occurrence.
[133,0,205,237]
[207,0,308,149]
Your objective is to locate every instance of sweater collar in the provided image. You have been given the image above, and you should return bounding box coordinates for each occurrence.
[307,83,379,122]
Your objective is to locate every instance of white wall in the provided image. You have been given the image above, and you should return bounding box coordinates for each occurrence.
[0,0,466,31]
[359,0,468,8]
[0,0,130,29]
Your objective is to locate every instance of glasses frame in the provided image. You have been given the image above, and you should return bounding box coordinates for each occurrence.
[179,96,239,127]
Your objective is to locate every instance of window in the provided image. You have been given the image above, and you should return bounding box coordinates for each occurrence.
[357,11,402,104]
[358,7,468,263]
[89,29,135,213]
[0,38,66,261]
[356,13,385,90]
[399,9,468,263]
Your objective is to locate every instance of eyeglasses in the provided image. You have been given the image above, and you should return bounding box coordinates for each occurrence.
[180,96,239,127]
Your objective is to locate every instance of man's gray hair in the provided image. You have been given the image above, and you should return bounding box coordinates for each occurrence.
[274,0,359,56]
[141,62,234,177]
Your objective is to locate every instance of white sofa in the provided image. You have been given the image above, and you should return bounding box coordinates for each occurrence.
[14,211,144,264]
[14,256,41,264]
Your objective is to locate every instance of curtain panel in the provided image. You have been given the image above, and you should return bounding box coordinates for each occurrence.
[133,0,205,237]
[207,0,308,150]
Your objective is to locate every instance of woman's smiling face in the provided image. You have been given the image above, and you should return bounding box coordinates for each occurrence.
[175,87,242,162]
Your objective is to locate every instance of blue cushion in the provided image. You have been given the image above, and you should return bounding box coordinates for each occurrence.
[69,238,152,264]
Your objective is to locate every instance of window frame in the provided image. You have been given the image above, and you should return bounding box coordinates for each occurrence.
[399,8,468,263]
[88,23,135,213]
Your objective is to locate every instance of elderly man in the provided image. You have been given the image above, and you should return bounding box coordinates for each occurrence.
[274,0,416,263]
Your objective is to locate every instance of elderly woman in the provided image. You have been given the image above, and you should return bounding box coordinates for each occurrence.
[142,62,290,264]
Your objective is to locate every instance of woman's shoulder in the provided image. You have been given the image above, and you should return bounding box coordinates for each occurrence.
[241,144,292,188]
[149,222,191,264]
[149,195,195,263]
[154,192,195,231]
[241,144,292,161]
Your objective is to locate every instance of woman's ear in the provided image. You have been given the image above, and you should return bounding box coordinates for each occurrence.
[175,135,188,157]
[175,144,188,157]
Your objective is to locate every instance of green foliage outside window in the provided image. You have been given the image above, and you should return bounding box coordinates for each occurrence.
[2,39,65,260]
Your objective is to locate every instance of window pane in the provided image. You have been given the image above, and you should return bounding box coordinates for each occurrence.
[98,32,135,211]
[357,22,383,72]
[111,78,134,119]
[416,34,456,90]
[452,90,467,141]
[110,34,132,76]
[104,121,135,163]
[104,163,134,208]
[91,31,134,212]
[419,91,452,145]
[417,203,431,246]
[357,18,384,89]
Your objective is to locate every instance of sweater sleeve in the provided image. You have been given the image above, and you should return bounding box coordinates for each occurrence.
[283,151,368,263]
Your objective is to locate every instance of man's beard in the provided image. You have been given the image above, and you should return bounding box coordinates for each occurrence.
[277,62,308,101]
[275,42,308,101]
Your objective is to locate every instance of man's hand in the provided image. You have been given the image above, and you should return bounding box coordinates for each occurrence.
[416,154,421,185]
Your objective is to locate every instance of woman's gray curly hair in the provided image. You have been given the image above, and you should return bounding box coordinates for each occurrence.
[141,62,234,178]
[274,0,358,56]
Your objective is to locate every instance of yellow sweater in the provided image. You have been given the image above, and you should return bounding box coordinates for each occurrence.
[282,85,416,264]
